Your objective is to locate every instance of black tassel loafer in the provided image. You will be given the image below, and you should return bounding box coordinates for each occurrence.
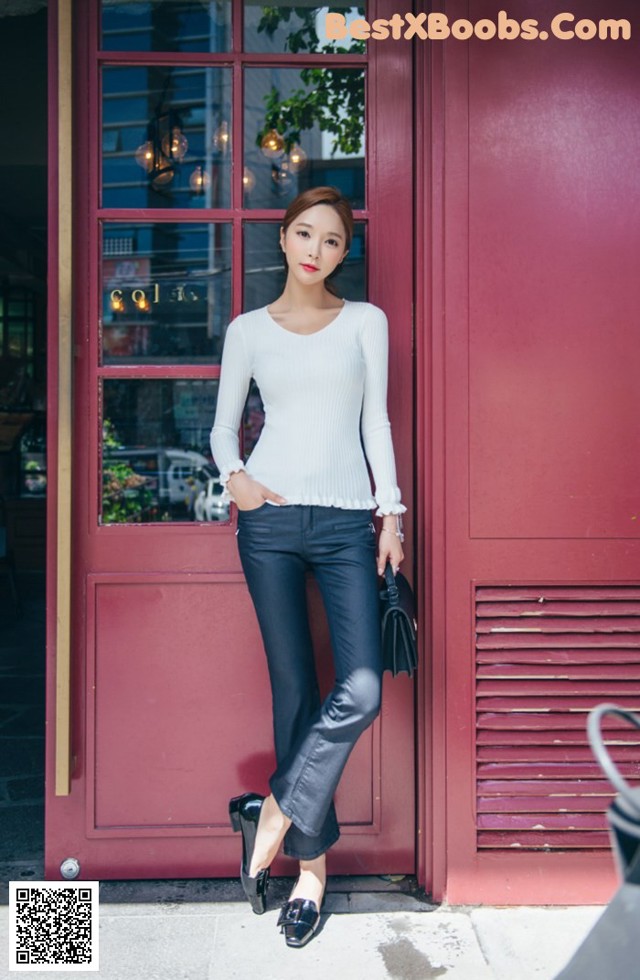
[277,896,324,948]
[228,792,269,914]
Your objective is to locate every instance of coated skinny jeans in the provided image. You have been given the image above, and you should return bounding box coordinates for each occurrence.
[236,503,382,860]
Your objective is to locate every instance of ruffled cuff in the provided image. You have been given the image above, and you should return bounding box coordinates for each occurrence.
[219,460,246,503]
[374,485,407,518]
[375,501,407,518]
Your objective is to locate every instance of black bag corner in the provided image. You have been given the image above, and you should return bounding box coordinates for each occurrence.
[379,561,418,678]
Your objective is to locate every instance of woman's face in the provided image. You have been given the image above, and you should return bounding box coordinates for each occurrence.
[280,204,349,288]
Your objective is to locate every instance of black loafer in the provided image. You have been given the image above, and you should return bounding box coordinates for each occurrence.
[277,896,323,948]
[229,793,269,914]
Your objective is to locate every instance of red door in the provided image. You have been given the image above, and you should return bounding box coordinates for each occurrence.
[421,0,640,903]
[45,0,415,880]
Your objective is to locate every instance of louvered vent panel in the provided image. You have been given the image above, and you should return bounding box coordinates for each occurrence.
[475,585,640,850]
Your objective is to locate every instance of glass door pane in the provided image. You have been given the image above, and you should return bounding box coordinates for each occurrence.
[243,66,365,209]
[100,378,221,524]
[243,2,365,53]
[101,222,232,364]
[102,66,232,209]
[101,0,232,52]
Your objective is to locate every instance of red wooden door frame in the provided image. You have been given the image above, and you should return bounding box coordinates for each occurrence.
[45,0,418,882]
[414,18,437,900]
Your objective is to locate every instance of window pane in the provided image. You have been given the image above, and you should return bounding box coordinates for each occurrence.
[101,0,231,52]
[102,66,232,209]
[101,378,227,523]
[20,416,47,497]
[243,221,366,312]
[102,222,231,364]
[243,67,365,209]
[8,323,25,359]
[244,2,365,54]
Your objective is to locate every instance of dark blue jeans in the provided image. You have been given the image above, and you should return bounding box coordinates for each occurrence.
[236,503,383,860]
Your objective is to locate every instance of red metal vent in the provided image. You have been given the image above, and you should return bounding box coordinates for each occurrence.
[475,585,640,850]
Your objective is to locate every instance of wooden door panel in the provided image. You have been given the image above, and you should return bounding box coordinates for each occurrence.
[85,575,380,838]
[90,575,270,830]
[46,0,416,882]
[468,13,640,541]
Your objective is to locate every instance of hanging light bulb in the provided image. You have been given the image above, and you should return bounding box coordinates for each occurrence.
[151,154,175,188]
[134,293,151,313]
[161,126,188,161]
[242,167,256,193]
[260,129,285,160]
[271,159,292,190]
[110,293,125,313]
[134,141,155,172]
[213,121,230,154]
[288,143,308,174]
[189,166,211,193]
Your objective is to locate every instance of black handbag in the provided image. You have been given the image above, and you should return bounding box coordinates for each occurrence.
[379,561,418,677]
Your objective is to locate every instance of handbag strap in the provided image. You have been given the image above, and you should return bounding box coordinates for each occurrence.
[383,561,399,605]
[587,703,640,816]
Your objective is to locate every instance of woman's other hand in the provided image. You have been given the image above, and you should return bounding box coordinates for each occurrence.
[377,516,404,576]
[227,471,288,511]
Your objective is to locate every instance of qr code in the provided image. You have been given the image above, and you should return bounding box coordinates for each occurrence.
[9,881,99,972]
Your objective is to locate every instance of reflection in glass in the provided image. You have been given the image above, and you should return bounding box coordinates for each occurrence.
[243,221,366,312]
[244,2,365,54]
[101,378,224,524]
[102,223,231,364]
[0,286,36,376]
[101,0,231,52]
[242,380,265,460]
[244,68,365,209]
[102,66,232,209]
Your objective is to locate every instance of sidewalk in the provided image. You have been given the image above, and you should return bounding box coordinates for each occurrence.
[0,875,603,980]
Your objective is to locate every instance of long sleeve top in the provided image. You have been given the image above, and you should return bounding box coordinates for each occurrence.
[209,299,406,517]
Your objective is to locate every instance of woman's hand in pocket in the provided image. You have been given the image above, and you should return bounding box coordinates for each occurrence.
[227,471,288,511]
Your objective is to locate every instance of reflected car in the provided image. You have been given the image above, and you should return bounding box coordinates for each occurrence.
[193,475,229,522]
[164,451,212,510]
[104,447,213,510]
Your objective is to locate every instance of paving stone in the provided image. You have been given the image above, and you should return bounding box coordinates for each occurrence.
[323,892,350,913]
[470,906,605,980]
[0,891,612,980]
[328,873,416,893]
[209,908,494,980]
[99,877,244,908]
[348,890,435,914]
[97,909,216,980]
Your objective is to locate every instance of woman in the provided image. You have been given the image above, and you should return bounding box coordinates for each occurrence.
[210,186,405,948]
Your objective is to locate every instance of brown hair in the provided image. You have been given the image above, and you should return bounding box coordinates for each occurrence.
[281,186,353,296]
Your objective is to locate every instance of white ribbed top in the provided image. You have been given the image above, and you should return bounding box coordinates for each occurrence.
[209,299,406,516]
